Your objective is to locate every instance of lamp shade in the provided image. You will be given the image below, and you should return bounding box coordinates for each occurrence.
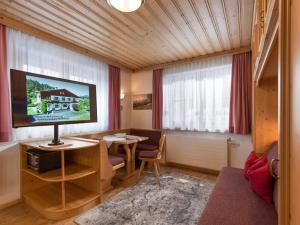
[107,0,144,12]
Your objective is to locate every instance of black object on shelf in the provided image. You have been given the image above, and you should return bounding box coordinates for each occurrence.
[26,149,61,173]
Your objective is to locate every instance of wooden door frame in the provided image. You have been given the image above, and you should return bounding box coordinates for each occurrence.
[278,0,291,224]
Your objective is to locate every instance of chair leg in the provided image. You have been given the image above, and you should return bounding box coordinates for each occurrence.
[157,161,160,173]
[138,160,146,179]
[153,161,160,185]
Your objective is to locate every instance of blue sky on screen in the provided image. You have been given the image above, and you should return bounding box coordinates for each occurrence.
[26,75,89,97]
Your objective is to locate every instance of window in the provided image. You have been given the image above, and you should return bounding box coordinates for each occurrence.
[163,55,232,132]
[7,28,109,140]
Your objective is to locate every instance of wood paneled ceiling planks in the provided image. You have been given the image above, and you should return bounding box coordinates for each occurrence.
[0,0,254,71]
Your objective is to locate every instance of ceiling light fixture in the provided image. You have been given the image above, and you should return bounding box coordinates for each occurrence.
[107,0,144,13]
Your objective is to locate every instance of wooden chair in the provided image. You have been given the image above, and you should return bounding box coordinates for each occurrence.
[138,133,166,184]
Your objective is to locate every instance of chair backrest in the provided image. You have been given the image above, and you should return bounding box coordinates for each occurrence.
[157,133,166,159]
[130,128,162,146]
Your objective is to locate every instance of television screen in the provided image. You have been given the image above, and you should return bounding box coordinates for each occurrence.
[11,69,97,128]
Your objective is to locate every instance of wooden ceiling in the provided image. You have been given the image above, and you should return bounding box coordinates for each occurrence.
[0,0,254,71]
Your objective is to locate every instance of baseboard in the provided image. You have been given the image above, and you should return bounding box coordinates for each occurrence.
[165,162,219,175]
[0,198,21,210]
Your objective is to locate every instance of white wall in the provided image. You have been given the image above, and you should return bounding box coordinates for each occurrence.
[130,70,153,129]
[120,70,131,129]
[0,143,20,206]
[228,134,252,168]
[165,131,252,169]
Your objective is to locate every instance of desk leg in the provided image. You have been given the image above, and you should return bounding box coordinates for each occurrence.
[131,143,137,173]
[123,144,131,175]
[111,143,119,154]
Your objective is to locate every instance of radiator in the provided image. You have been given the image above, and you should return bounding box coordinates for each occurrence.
[166,132,228,171]
[0,143,20,206]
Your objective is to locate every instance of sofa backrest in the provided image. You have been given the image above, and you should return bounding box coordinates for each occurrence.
[266,141,279,213]
[130,129,162,146]
[267,142,278,175]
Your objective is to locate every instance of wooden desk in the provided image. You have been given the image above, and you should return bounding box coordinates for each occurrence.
[106,136,148,177]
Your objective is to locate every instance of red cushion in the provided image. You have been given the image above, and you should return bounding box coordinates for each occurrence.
[136,143,158,151]
[139,150,158,159]
[244,151,259,179]
[108,155,124,166]
[248,163,273,204]
[245,156,268,180]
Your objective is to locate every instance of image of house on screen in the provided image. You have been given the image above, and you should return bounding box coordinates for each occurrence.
[36,89,80,113]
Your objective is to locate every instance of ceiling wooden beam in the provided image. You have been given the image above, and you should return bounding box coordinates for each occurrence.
[153,0,200,56]
[237,0,242,46]
[1,0,142,68]
[188,0,216,52]
[221,0,233,49]
[205,0,225,50]
[170,0,209,54]
[0,0,254,70]
[0,12,133,72]
[134,46,251,72]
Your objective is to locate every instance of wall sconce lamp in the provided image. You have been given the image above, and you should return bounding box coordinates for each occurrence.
[120,92,125,100]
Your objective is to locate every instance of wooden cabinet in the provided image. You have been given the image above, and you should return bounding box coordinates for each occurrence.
[251,0,279,153]
[252,0,278,82]
[20,137,114,220]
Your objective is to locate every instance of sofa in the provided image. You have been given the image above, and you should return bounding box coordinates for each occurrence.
[198,142,278,225]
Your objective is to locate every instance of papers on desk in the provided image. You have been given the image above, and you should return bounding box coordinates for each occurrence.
[125,135,143,141]
[113,133,126,138]
[103,135,126,147]
[113,133,142,141]
[103,134,143,147]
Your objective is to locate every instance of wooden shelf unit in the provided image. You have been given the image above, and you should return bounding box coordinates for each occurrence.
[22,162,97,182]
[251,0,279,153]
[23,182,99,212]
[20,137,114,220]
[252,0,279,84]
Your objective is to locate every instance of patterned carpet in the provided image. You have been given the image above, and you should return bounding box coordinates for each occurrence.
[75,171,215,225]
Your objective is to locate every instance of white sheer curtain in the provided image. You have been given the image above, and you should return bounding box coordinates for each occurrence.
[7,28,109,140]
[163,55,232,132]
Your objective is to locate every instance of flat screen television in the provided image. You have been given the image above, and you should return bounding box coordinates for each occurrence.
[10,69,97,145]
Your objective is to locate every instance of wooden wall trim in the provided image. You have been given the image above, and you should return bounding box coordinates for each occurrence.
[279,0,291,224]
[0,199,21,210]
[0,12,133,72]
[165,162,219,176]
[134,46,251,72]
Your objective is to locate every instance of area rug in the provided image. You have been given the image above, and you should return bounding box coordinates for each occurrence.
[75,171,215,225]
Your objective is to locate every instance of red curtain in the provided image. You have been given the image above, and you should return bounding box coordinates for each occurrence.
[108,65,121,130]
[0,24,12,142]
[229,52,252,134]
[152,68,163,129]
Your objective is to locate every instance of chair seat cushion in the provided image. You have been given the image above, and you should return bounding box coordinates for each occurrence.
[136,143,158,151]
[139,150,159,159]
[108,155,124,166]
